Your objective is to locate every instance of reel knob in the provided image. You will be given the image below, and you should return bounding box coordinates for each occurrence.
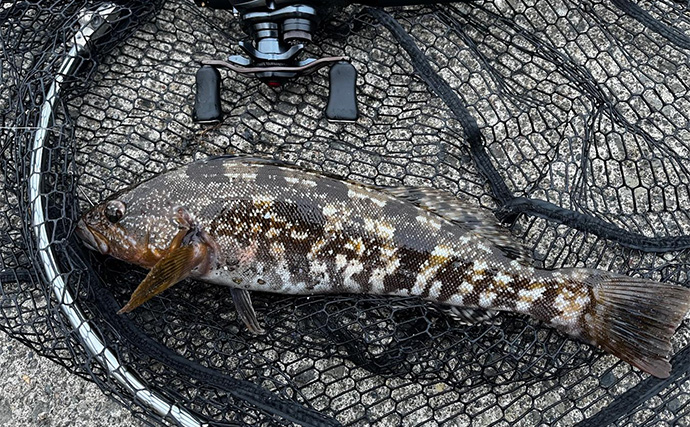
[326,61,358,122]
[192,65,223,124]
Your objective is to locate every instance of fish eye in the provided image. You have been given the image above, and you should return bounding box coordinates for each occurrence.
[105,200,126,223]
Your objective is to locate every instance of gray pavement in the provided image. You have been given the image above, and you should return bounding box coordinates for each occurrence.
[0,330,143,426]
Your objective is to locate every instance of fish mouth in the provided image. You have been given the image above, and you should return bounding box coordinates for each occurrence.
[75,219,110,255]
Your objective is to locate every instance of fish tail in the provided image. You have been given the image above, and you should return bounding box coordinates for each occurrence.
[582,271,690,378]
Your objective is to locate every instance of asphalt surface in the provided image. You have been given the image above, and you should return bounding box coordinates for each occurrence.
[0,330,143,427]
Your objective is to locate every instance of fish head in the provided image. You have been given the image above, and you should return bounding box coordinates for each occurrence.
[76,193,167,268]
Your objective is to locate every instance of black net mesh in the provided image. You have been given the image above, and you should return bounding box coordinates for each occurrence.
[2,0,690,425]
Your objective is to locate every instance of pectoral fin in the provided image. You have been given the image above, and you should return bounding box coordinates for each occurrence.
[118,244,206,314]
[230,288,265,334]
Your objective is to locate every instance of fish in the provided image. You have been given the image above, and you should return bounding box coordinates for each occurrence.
[75,155,690,378]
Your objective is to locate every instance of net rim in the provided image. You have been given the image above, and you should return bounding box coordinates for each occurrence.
[28,4,201,426]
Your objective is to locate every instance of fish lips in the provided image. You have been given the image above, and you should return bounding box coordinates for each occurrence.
[75,219,110,255]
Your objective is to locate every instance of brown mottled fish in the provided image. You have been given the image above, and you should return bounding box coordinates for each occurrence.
[76,155,690,378]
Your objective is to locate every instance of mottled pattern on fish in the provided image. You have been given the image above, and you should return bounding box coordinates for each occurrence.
[77,156,690,378]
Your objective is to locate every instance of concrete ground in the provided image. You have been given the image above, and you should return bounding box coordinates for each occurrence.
[0,330,143,427]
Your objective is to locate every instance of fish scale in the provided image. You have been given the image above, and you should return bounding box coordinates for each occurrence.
[76,156,690,378]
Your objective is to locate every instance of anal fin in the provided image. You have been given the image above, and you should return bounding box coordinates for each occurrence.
[437,305,498,325]
[231,288,265,334]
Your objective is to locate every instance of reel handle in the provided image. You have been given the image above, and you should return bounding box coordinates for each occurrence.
[192,65,223,124]
[326,61,358,122]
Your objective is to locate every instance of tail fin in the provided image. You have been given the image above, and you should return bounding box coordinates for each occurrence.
[583,273,690,378]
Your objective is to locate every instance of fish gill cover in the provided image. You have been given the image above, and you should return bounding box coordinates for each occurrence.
[1,0,689,425]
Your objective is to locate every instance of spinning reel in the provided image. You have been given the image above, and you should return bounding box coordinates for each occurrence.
[193,0,359,123]
[192,0,459,124]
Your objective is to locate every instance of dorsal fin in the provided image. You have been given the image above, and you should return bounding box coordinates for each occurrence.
[381,186,533,265]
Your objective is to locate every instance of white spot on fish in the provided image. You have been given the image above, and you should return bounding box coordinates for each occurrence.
[369,268,386,294]
[415,215,441,230]
[575,294,590,306]
[370,256,400,294]
[388,288,410,297]
[348,188,368,200]
[554,293,571,313]
[518,287,545,302]
[477,242,492,253]
[495,272,513,285]
[459,281,473,294]
[378,223,395,239]
[322,204,338,217]
[263,211,276,220]
[335,254,348,270]
[325,219,345,232]
[381,245,397,258]
[290,229,309,240]
[344,238,366,256]
[310,259,328,275]
[265,227,281,239]
[372,198,387,207]
[270,241,285,256]
[285,176,318,187]
[428,280,444,300]
[473,260,488,272]
[365,218,396,240]
[348,188,387,207]
[515,300,531,312]
[342,260,364,291]
[274,258,293,289]
[312,281,331,292]
[385,257,400,274]
[550,311,579,328]
[253,195,275,206]
[446,293,464,306]
[412,248,452,296]
[431,244,454,258]
[479,291,497,308]
[411,278,428,297]
[570,270,588,281]
[554,289,589,321]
